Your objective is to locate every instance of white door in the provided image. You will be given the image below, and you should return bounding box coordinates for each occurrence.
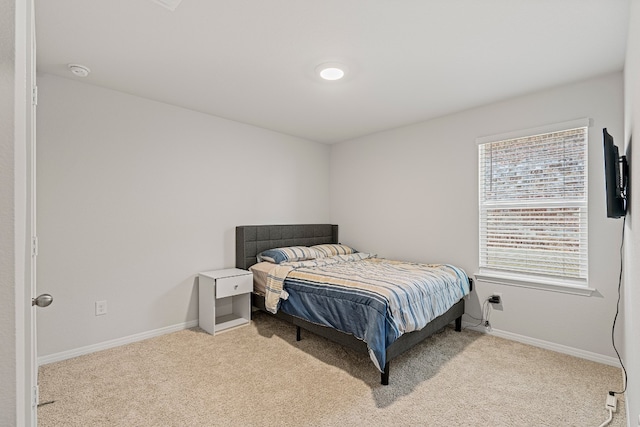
[27,1,53,424]
[13,0,40,425]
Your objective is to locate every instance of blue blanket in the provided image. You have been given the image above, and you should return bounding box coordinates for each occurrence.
[266,255,470,371]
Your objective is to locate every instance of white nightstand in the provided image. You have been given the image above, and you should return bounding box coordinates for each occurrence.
[198,268,253,335]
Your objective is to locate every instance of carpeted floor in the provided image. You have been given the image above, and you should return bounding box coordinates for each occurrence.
[38,311,626,426]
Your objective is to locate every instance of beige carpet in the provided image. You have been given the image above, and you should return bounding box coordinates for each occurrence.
[38,311,626,426]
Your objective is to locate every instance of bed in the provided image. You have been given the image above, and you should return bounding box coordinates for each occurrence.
[236,224,472,385]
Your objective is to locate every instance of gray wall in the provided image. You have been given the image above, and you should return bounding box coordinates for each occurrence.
[331,72,624,361]
[0,0,18,424]
[624,0,640,424]
[39,71,627,364]
[36,73,331,357]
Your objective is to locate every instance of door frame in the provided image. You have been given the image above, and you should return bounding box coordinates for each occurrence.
[14,0,37,425]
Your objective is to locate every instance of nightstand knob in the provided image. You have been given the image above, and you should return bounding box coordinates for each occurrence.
[234,284,238,289]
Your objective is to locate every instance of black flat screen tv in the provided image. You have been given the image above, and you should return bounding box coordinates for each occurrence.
[603,128,628,218]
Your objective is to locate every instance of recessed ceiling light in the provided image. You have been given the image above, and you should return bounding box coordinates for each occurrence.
[67,64,90,77]
[316,63,347,81]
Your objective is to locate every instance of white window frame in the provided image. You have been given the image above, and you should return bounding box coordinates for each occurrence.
[475,118,596,296]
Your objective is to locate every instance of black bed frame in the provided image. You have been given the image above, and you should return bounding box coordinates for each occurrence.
[235,224,470,385]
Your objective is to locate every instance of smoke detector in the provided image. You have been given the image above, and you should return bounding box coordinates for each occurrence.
[68,64,90,78]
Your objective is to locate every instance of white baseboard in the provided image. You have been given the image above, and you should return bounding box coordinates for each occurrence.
[462,321,621,367]
[39,318,620,370]
[38,319,199,366]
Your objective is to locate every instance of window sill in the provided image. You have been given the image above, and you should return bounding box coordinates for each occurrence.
[474,271,597,297]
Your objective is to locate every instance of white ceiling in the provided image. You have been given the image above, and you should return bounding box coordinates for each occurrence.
[35,0,630,144]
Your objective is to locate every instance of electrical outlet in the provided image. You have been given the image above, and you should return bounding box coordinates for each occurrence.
[95,300,107,316]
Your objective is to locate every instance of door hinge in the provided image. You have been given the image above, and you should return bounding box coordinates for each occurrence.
[32,385,38,407]
[32,85,38,106]
[32,236,38,257]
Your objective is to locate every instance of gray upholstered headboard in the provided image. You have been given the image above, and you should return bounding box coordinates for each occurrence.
[235,224,339,270]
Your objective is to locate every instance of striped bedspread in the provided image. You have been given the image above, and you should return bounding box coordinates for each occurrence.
[265,253,470,371]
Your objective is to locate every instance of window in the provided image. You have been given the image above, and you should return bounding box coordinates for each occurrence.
[477,119,590,294]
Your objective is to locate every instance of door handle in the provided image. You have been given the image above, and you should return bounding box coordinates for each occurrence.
[32,294,53,308]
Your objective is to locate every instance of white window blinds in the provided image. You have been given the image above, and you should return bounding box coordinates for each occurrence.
[478,125,588,284]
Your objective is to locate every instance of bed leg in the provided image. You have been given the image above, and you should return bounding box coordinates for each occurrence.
[381,363,389,385]
[296,326,301,342]
[455,316,462,332]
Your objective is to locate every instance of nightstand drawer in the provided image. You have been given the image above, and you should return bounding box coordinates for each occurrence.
[216,274,253,299]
